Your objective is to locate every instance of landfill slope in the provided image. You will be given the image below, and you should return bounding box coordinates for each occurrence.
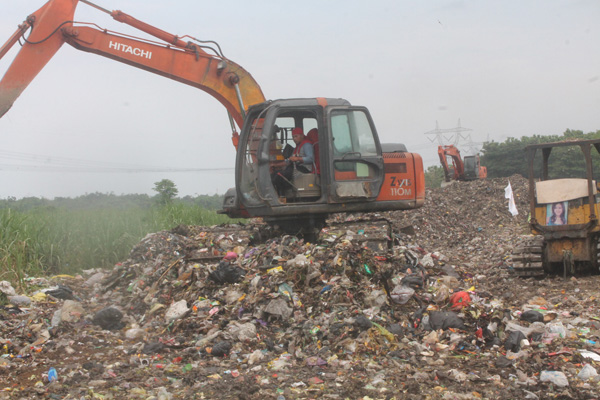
[387,174,530,260]
[1,175,600,400]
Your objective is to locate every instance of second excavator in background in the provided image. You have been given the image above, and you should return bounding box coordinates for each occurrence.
[438,144,487,186]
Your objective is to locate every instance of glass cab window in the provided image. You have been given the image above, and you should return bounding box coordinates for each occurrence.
[238,107,320,206]
[238,117,265,206]
[331,110,379,180]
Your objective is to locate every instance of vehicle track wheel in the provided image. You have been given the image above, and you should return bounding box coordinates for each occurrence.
[511,235,545,278]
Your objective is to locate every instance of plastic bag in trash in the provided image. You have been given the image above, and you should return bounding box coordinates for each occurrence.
[387,323,404,338]
[495,355,514,368]
[208,261,246,284]
[449,291,471,310]
[577,364,598,380]
[0,281,17,296]
[520,310,544,323]
[263,298,293,319]
[208,341,231,357]
[428,311,465,330]
[546,321,567,338]
[354,315,373,331]
[390,285,415,304]
[540,370,569,387]
[165,299,189,322]
[401,275,424,289]
[45,284,78,301]
[92,307,125,330]
[47,367,58,383]
[504,330,527,352]
[142,341,165,354]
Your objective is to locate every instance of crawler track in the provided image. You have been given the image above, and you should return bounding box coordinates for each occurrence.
[510,235,545,277]
[319,217,393,255]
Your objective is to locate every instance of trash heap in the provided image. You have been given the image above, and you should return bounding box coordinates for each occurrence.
[1,176,600,400]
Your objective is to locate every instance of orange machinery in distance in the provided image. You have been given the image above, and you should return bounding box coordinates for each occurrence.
[0,0,425,233]
[438,144,487,185]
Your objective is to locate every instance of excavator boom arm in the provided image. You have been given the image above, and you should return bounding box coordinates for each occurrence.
[437,146,452,182]
[438,145,465,181]
[0,0,266,135]
[61,25,265,128]
[0,0,77,117]
[0,23,32,60]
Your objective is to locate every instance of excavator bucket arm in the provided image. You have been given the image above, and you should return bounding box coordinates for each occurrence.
[438,144,466,181]
[438,145,452,182]
[0,0,78,117]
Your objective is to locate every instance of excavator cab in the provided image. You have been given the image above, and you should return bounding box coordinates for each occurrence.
[512,139,600,277]
[463,155,487,180]
[229,98,391,231]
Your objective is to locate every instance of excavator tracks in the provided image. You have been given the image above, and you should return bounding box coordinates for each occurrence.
[510,235,545,277]
[319,218,393,255]
[177,217,394,261]
[182,223,275,262]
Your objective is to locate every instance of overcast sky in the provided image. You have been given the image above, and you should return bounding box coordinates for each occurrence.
[0,0,598,199]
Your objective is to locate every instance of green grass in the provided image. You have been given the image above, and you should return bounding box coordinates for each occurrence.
[0,204,234,290]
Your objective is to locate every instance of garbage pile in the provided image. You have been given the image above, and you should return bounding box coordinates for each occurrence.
[386,174,531,263]
[1,176,600,399]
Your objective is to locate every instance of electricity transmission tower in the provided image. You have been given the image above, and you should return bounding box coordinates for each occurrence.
[424,119,483,155]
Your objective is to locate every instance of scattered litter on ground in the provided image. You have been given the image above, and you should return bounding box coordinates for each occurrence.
[1,176,599,399]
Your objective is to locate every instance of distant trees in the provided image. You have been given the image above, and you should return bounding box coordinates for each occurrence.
[153,179,179,205]
[424,165,445,188]
[180,194,224,210]
[0,189,223,211]
[425,129,600,186]
[480,129,600,179]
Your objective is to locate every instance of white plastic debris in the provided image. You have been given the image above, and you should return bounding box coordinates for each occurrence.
[0,281,16,296]
[540,370,569,387]
[577,364,598,380]
[165,299,189,322]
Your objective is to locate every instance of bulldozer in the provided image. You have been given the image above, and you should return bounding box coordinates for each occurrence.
[511,139,600,277]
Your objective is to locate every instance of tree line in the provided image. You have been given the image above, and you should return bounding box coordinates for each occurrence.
[480,129,600,179]
[425,129,600,187]
[0,189,225,211]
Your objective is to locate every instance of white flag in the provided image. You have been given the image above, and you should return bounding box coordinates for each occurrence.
[504,180,518,216]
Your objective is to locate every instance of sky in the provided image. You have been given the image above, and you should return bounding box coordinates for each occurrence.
[0,0,598,199]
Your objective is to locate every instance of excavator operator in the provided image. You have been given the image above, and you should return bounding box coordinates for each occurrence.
[271,127,314,196]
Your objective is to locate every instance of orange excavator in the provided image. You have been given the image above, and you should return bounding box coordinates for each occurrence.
[438,144,486,185]
[0,0,425,233]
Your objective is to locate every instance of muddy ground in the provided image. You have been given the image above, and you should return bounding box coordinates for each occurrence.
[1,175,599,399]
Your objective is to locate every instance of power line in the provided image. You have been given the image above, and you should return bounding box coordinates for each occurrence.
[0,149,233,173]
[0,164,234,173]
[423,119,484,156]
[424,119,473,146]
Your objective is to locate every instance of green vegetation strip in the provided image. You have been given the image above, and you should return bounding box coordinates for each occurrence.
[0,196,233,290]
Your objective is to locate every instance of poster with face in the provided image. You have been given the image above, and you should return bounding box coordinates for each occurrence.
[546,201,568,226]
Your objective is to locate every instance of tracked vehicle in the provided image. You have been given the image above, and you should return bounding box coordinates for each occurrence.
[512,139,600,277]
